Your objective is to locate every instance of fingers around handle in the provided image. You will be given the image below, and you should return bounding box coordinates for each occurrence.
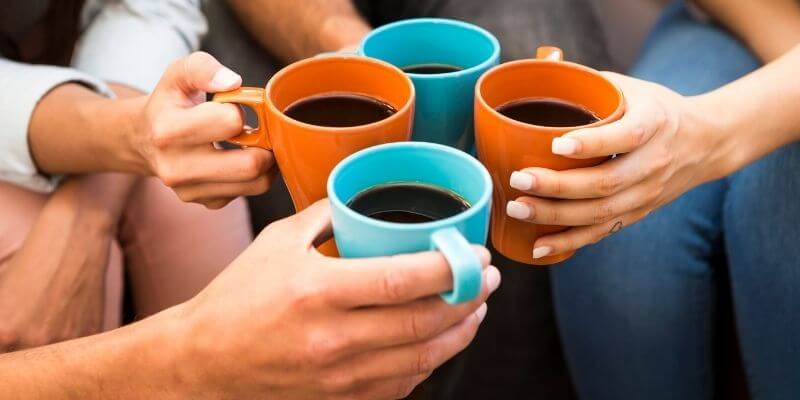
[212,87,271,149]
[430,228,482,304]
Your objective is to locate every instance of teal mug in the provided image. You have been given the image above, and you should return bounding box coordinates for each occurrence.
[359,18,501,151]
[327,142,492,304]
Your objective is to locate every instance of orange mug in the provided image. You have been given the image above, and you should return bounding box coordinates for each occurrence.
[213,55,415,250]
[474,46,625,265]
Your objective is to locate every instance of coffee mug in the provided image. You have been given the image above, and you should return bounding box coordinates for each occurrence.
[328,142,492,304]
[359,18,500,151]
[213,55,415,214]
[474,46,625,265]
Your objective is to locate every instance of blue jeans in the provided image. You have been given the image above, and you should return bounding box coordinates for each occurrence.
[551,2,800,399]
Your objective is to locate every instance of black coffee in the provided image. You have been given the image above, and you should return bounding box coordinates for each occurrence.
[284,93,397,127]
[402,63,463,74]
[347,183,470,223]
[496,97,600,127]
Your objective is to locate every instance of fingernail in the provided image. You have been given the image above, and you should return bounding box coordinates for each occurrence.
[552,137,579,155]
[486,266,501,293]
[510,171,536,191]
[475,303,488,322]
[532,246,553,259]
[506,201,532,220]
[210,67,242,91]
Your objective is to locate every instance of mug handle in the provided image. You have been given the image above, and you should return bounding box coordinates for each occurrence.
[536,46,564,62]
[430,227,483,304]
[212,87,272,149]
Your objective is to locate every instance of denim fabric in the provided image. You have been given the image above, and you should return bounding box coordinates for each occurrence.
[551,2,800,399]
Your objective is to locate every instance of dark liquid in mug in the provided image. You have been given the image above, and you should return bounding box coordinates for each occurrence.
[347,183,470,223]
[401,63,463,74]
[284,93,397,127]
[496,97,600,127]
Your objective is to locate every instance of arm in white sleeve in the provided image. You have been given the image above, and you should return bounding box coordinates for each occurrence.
[72,0,208,93]
[0,59,114,192]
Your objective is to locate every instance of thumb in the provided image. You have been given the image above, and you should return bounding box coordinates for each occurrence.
[156,51,242,96]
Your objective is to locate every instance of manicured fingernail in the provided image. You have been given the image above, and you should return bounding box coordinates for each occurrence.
[486,266,501,293]
[475,303,488,322]
[211,67,241,91]
[506,201,532,220]
[532,246,553,259]
[510,171,536,191]
[552,137,579,155]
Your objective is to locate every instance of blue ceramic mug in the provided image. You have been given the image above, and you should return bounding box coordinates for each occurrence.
[359,19,501,151]
[328,142,492,304]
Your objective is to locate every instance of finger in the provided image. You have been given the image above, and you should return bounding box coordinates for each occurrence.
[280,198,335,248]
[329,246,491,307]
[551,95,662,159]
[340,266,500,351]
[152,101,246,146]
[158,147,274,187]
[509,143,666,199]
[330,304,486,382]
[155,51,242,96]
[506,177,660,226]
[176,172,275,205]
[530,208,652,259]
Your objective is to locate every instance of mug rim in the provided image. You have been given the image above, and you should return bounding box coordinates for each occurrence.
[264,55,415,133]
[361,17,501,81]
[327,142,492,231]
[475,58,626,131]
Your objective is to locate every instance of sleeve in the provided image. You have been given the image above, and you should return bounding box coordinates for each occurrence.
[0,59,115,193]
[71,0,208,93]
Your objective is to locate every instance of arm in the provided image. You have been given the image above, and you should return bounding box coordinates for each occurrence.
[226,0,371,62]
[694,0,800,61]
[504,45,800,258]
[0,200,500,399]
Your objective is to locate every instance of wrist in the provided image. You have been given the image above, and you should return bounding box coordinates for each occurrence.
[683,93,740,182]
[319,15,371,52]
[86,96,150,175]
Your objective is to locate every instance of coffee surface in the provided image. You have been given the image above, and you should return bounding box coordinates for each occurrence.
[284,93,396,127]
[401,63,463,74]
[347,183,470,224]
[496,97,600,127]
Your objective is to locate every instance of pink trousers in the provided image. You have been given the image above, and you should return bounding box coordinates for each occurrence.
[0,177,252,330]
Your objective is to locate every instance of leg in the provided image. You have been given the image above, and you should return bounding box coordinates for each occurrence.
[119,178,251,317]
[0,182,123,332]
[553,2,760,398]
[725,143,800,399]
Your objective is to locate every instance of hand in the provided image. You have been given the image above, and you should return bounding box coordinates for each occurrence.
[504,72,725,259]
[175,199,500,399]
[0,173,136,351]
[133,52,276,209]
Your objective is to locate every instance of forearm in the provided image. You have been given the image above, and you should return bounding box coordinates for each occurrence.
[28,83,147,175]
[693,44,800,179]
[226,0,371,61]
[694,0,800,62]
[0,307,187,399]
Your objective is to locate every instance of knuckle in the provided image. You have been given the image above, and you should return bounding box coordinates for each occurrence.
[149,117,177,149]
[404,306,437,341]
[596,171,624,196]
[158,166,183,187]
[303,330,346,367]
[379,268,407,302]
[395,378,418,399]
[593,201,615,224]
[628,126,646,147]
[414,344,437,374]
[0,327,19,350]
[548,204,561,225]
[241,152,266,180]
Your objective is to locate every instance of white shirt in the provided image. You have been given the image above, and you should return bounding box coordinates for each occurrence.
[0,0,207,192]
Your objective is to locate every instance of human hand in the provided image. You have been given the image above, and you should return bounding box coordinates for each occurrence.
[133,52,276,209]
[175,199,500,399]
[505,72,726,259]
[0,173,136,352]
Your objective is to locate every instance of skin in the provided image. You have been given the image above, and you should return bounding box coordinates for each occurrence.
[506,31,800,259]
[0,84,144,352]
[28,52,275,209]
[0,200,501,399]
[226,0,371,62]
